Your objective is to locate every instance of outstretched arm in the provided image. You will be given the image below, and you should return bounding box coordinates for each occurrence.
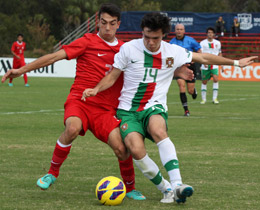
[192,53,257,68]
[1,49,67,83]
[82,67,122,101]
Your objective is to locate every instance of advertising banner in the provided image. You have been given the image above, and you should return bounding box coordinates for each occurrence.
[0,57,76,78]
[119,12,260,34]
[219,63,260,81]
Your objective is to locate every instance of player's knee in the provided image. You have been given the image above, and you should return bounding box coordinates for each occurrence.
[150,129,168,143]
[65,124,81,140]
[113,145,128,160]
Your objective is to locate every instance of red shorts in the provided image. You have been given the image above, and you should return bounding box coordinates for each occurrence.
[13,58,26,69]
[64,98,121,143]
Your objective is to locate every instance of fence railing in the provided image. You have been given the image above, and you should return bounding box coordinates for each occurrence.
[53,12,99,52]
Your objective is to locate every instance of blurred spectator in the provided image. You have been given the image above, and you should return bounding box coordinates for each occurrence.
[230,16,240,37]
[215,16,225,37]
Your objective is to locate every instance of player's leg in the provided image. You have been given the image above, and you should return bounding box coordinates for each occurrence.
[201,70,211,104]
[125,132,173,203]
[20,61,29,86]
[37,99,86,190]
[90,109,145,200]
[107,127,145,200]
[187,82,197,99]
[37,116,83,190]
[177,78,189,116]
[212,70,219,104]
[117,109,172,202]
[148,114,193,203]
[9,60,18,86]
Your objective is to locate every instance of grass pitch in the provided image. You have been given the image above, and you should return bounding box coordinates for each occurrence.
[0,77,259,210]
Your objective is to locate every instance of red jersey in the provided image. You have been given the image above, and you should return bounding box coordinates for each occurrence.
[62,33,124,109]
[11,41,26,60]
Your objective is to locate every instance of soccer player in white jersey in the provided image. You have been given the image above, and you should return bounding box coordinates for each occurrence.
[82,13,256,204]
[200,27,222,104]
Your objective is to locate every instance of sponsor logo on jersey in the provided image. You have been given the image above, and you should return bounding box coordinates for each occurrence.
[166,57,174,68]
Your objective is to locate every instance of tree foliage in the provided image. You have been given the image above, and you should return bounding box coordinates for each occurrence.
[0,0,259,57]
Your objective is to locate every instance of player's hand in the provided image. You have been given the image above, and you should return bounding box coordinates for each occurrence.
[174,65,194,81]
[81,88,98,101]
[16,55,21,59]
[1,69,22,83]
[238,56,258,67]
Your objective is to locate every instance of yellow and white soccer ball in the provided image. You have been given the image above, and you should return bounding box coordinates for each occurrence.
[95,176,126,206]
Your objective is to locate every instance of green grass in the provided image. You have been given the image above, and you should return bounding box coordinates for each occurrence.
[0,77,260,210]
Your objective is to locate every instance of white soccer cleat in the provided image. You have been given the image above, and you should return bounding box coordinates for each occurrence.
[173,184,194,204]
[213,99,219,104]
[200,100,206,104]
[160,189,174,203]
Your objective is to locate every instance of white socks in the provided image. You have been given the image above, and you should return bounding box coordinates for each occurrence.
[201,84,207,101]
[213,82,219,100]
[134,154,171,192]
[157,138,182,188]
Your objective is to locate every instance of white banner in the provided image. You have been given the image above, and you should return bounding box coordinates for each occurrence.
[0,57,76,78]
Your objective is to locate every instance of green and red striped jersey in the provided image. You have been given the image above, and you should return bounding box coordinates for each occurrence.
[113,38,192,112]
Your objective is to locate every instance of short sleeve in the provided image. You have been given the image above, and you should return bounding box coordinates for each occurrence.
[62,37,89,60]
[113,44,129,71]
[174,45,193,67]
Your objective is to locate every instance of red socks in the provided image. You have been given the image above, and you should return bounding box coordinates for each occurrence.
[9,74,28,84]
[48,140,71,178]
[118,155,135,193]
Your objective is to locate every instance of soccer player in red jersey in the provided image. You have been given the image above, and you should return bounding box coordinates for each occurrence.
[1,3,145,200]
[9,34,29,87]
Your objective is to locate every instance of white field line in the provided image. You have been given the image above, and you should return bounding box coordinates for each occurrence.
[167,97,258,105]
[0,109,64,115]
[0,96,259,116]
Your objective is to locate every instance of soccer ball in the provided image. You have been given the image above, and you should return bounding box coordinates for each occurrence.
[95,176,126,206]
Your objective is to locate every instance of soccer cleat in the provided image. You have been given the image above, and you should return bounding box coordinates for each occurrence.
[200,100,206,104]
[8,83,13,87]
[192,88,197,99]
[173,184,194,204]
[160,189,174,203]
[184,110,190,117]
[25,84,30,87]
[126,190,146,200]
[213,99,219,104]
[37,174,56,190]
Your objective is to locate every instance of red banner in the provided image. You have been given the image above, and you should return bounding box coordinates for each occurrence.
[218,63,260,81]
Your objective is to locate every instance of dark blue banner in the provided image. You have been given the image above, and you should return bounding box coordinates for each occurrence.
[119,11,260,33]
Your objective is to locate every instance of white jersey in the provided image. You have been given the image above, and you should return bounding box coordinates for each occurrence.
[113,38,192,111]
[200,39,221,70]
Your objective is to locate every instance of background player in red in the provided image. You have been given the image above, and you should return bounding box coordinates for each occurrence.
[9,34,29,87]
[1,3,145,200]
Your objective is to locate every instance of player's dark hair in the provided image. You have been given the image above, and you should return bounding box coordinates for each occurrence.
[206,27,215,34]
[17,33,24,37]
[141,12,171,35]
[98,3,121,21]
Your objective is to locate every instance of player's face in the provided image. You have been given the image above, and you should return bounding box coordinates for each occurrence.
[207,30,215,40]
[175,25,185,39]
[142,27,164,52]
[98,13,120,43]
[17,36,23,43]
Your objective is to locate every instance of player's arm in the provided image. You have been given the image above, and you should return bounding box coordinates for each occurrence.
[11,50,20,59]
[82,68,122,101]
[1,49,67,83]
[192,53,257,68]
